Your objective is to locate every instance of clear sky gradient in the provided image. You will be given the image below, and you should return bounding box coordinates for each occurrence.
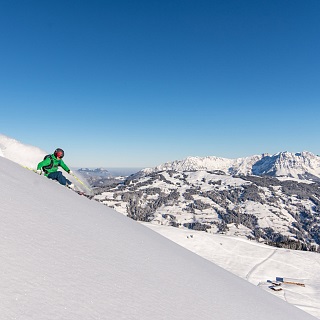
[0,0,319,167]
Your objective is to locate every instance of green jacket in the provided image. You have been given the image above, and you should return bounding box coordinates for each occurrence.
[37,154,70,176]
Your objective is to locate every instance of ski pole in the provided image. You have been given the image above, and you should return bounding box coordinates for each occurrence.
[22,165,39,174]
[70,172,91,191]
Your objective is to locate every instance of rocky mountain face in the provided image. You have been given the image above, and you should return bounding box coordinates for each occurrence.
[93,153,320,252]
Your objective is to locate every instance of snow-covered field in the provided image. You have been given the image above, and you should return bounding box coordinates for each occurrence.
[1,134,319,319]
[145,223,320,319]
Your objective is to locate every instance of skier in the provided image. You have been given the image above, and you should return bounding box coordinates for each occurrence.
[37,148,74,188]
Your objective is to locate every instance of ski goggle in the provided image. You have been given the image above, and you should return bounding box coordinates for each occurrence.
[56,152,63,158]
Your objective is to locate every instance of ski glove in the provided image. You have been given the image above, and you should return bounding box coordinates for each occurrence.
[68,170,73,175]
[36,170,42,175]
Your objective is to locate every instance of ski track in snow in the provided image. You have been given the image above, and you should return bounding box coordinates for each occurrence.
[246,249,278,282]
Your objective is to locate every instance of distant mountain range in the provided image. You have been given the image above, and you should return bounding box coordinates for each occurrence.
[95,151,320,252]
[78,167,110,176]
[140,151,320,182]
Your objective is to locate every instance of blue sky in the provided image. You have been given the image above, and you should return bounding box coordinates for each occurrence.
[0,0,319,167]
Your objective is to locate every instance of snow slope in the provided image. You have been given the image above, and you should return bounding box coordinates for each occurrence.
[0,156,317,320]
[145,224,320,319]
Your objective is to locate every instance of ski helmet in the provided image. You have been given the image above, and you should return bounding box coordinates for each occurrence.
[54,148,64,159]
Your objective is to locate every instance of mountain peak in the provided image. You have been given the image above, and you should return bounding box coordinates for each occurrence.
[141,151,320,181]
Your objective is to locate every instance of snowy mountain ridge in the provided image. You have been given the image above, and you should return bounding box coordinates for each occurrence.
[141,151,320,181]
